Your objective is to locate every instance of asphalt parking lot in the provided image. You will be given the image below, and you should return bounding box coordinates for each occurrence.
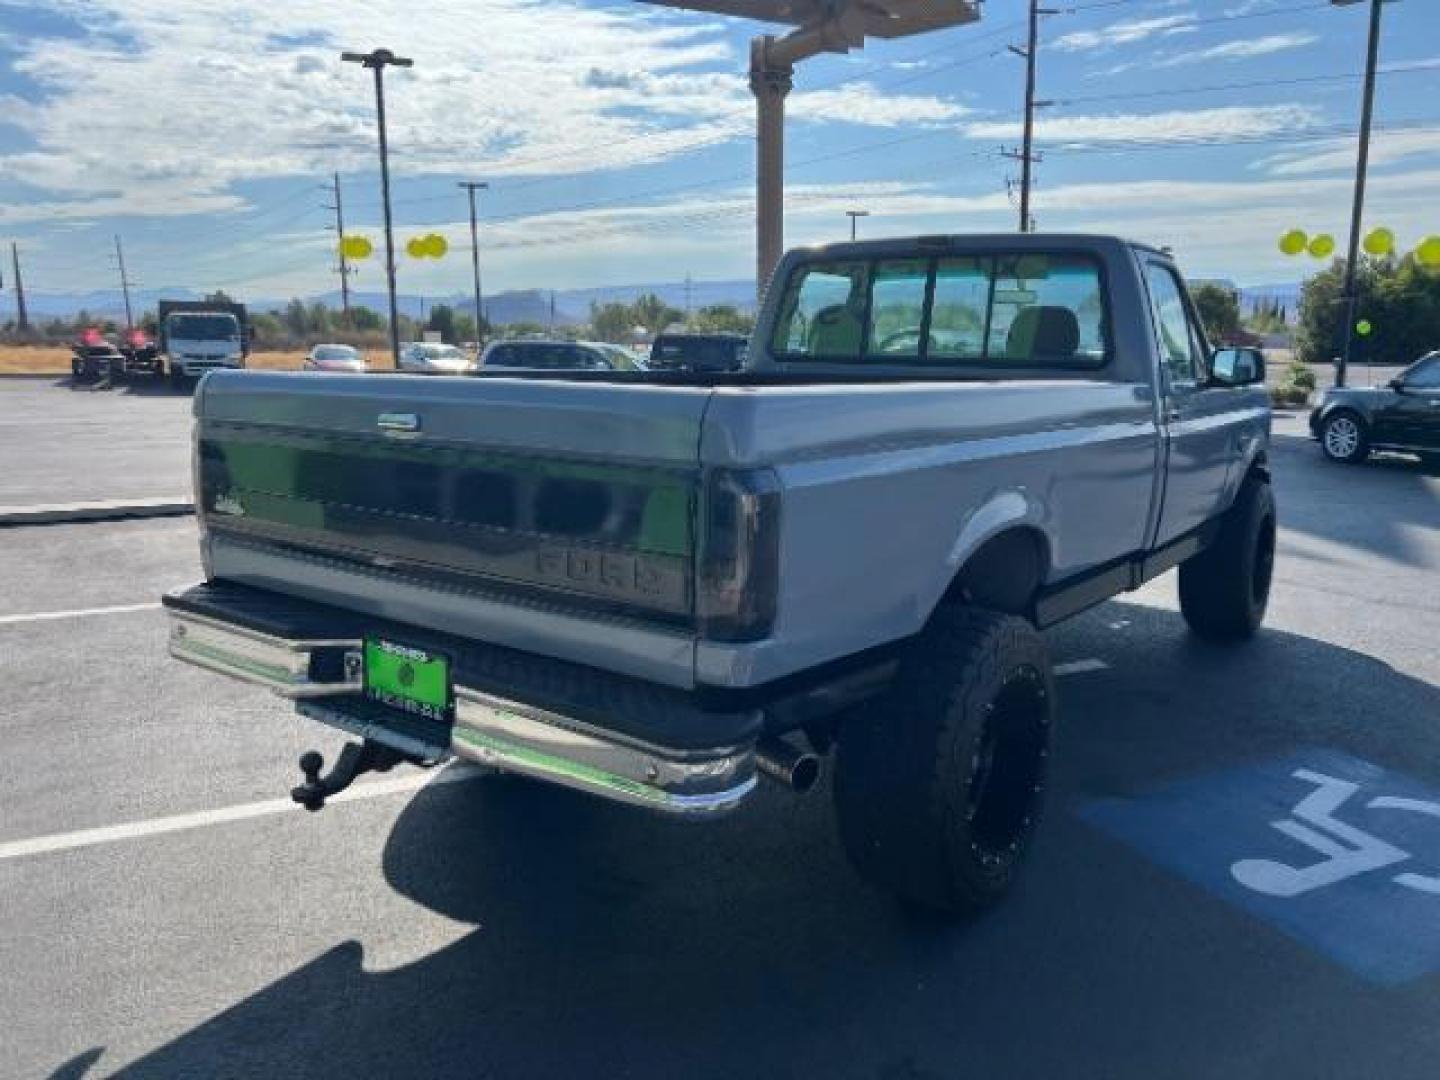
[1,385,1437,1078]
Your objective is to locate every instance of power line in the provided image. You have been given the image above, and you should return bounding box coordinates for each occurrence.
[1054,60,1440,106]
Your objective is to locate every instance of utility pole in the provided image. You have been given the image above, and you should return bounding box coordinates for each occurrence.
[684,273,693,317]
[457,181,488,346]
[341,48,413,368]
[1006,1,1057,232]
[113,234,135,330]
[1334,0,1387,390]
[845,209,870,241]
[325,172,352,322]
[10,243,28,331]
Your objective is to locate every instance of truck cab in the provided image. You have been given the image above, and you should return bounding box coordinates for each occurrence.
[159,300,249,382]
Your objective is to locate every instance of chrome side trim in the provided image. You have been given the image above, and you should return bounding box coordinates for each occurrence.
[449,687,757,815]
[166,608,361,698]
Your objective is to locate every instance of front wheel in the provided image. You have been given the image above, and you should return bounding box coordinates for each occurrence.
[1178,476,1276,642]
[1321,410,1369,464]
[833,607,1054,915]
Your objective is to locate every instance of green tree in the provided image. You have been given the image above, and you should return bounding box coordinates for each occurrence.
[589,301,635,343]
[426,303,457,343]
[632,293,683,335]
[250,312,284,349]
[283,298,309,339]
[689,304,754,335]
[1296,256,1390,365]
[1190,283,1242,344]
[349,305,384,332]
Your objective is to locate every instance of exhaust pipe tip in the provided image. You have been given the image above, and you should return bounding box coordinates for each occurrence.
[755,736,822,794]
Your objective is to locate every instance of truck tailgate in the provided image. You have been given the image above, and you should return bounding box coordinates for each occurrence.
[193,371,710,686]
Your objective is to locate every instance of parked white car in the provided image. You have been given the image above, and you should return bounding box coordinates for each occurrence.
[398,342,477,375]
[303,344,366,373]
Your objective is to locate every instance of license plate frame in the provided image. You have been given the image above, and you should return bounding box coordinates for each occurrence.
[362,637,454,724]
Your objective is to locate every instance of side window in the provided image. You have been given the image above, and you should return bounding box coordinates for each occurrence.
[1405,357,1440,388]
[865,259,928,358]
[1145,265,1204,386]
[771,261,869,360]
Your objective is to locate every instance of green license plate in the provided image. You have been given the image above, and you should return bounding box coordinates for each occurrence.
[363,638,453,723]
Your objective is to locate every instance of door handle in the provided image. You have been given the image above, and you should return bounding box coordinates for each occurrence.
[377,412,420,436]
[1165,408,1182,423]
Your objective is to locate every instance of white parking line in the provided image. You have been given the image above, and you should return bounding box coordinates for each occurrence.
[0,765,485,863]
[0,657,1111,863]
[0,602,160,626]
[1055,658,1109,676]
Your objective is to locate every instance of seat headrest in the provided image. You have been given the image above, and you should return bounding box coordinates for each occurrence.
[1006,306,1081,361]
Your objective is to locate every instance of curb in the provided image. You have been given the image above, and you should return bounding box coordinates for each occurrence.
[0,499,194,527]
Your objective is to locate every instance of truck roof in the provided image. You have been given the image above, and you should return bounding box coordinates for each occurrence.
[789,233,1170,261]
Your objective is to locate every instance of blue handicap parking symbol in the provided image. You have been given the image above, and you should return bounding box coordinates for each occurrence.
[1079,748,1440,984]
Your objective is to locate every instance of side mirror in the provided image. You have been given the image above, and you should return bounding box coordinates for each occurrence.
[1211,347,1265,386]
[1388,377,1408,393]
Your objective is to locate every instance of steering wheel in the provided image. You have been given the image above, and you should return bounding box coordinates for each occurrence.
[876,329,936,354]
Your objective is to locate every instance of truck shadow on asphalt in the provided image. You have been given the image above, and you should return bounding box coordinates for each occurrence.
[57,376,194,397]
[99,601,1440,1080]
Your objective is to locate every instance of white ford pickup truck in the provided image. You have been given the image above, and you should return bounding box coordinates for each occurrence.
[164,234,1273,913]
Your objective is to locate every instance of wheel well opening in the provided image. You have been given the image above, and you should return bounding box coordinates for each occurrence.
[943,528,1049,618]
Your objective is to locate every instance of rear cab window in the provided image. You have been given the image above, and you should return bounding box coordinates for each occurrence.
[770,251,1110,368]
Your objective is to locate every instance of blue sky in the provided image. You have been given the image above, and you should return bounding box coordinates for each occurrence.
[0,0,1436,303]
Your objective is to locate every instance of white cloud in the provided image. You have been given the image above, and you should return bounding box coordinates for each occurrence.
[1256,127,1440,176]
[1151,32,1318,67]
[0,1,973,223]
[790,83,971,127]
[1051,14,1197,54]
[962,104,1321,145]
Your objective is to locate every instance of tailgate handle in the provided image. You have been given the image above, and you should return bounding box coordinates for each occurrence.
[377,412,420,435]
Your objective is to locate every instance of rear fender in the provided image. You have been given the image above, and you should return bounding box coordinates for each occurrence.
[930,489,1050,616]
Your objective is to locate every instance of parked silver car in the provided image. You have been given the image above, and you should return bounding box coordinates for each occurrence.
[303,344,366,373]
[398,341,477,375]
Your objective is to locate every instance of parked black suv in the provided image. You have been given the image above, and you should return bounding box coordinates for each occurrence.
[647,332,748,373]
[1310,351,1440,464]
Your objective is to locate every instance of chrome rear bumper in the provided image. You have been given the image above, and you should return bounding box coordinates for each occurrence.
[166,604,756,816]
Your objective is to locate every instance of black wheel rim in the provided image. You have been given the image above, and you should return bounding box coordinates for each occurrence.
[965,665,1050,865]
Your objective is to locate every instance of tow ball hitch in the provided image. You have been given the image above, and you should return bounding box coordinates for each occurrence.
[291,740,411,811]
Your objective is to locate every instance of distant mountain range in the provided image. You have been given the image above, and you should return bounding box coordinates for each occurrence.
[6,280,759,326]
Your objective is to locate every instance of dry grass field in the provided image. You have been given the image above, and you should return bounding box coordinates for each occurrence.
[0,346,312,375]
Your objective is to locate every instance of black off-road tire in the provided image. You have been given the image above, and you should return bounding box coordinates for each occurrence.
[1178,476,1276,642]
[833,607,1055,915]
[1320,410,1370,464]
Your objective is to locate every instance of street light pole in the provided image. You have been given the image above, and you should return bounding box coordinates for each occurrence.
[846,209,870,241]
[458,181,489,348]
[342,48,412,369]
[1334,0,1386,390]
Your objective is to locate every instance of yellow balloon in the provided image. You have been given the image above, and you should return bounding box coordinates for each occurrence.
[1307,234,1335,259]
[424,233,448,258]
[1279,229,1308,256]
[1363,227,1394,257]
[340,235,372,260]
[1416,235,1440,268]
[406,236,428,259]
